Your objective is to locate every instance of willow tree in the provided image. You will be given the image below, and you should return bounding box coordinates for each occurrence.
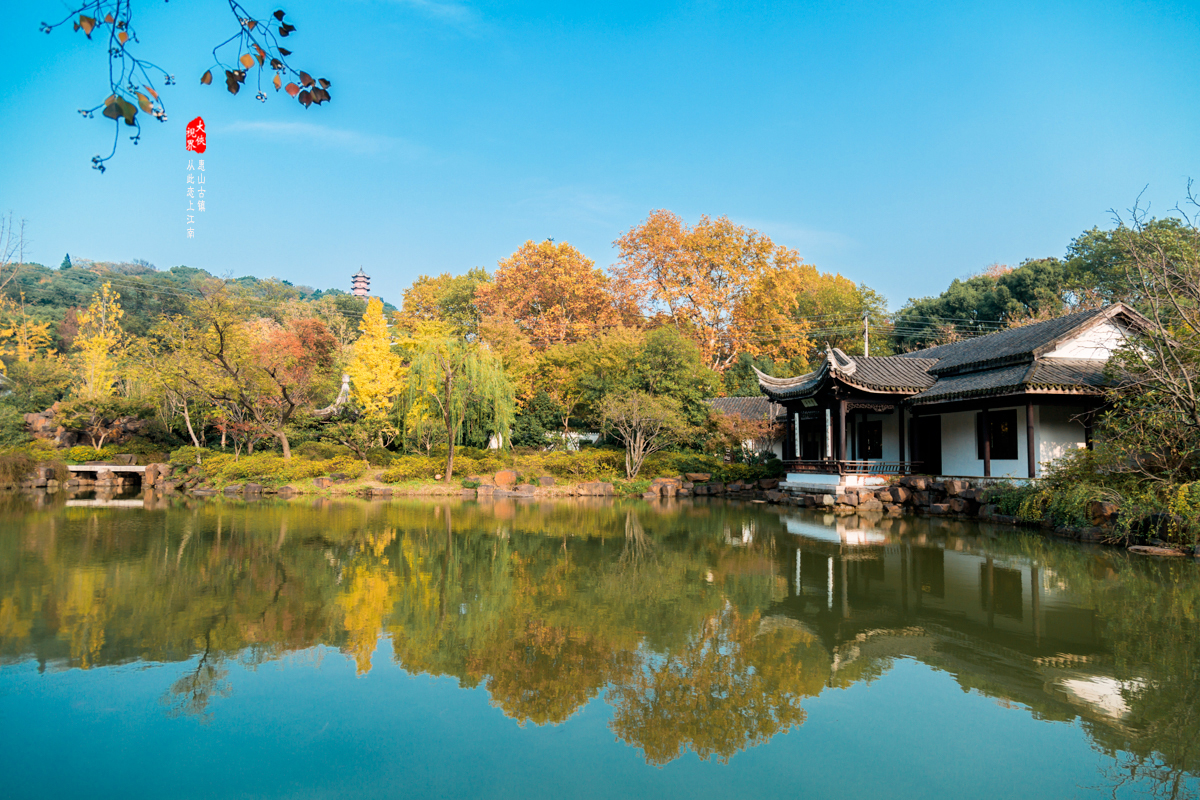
[404,331,514,481]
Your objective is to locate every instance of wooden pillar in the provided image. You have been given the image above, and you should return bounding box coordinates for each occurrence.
[1026,400,1036,478]
[838,399,847,462]
[910,408,919,467]
[898,405,906,464]
[981,407,991,478]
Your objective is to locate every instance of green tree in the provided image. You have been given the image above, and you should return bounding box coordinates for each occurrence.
[60,254,72,270]
[602,391,685,478]
[403,328,515,481]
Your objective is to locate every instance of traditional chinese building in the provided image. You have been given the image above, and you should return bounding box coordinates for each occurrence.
[351,268,371,298]
[755,304,1149,489]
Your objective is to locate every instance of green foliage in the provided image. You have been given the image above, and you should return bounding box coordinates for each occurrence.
[3,356,74,414]
[640,452,784,483]
[199,452,366,486]
[380,456,444,483]
[722,353,776,396]
[295,441,355,461]
[510,391,566,448]
[0,406,31,448]
[892,258,1069,351]
[65,445,118,463]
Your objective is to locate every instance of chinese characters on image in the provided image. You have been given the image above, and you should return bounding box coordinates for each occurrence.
[186,159,206,238]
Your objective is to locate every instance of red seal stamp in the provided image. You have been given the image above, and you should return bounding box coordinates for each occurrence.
[185,117,207,153]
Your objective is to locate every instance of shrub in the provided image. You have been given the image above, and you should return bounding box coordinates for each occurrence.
[537,449,624,481]
[0,406,31,448]
[66,445,117,463]
[295,441,354,461]
[0,450,35,483]
[381,456,443,483]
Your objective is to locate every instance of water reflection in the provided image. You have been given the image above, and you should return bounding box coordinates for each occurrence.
[0,495,1198,790]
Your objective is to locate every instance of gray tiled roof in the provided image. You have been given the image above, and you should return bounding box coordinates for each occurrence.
[844,356,939,391]
[897,308,1110,375]
[707,396,786,420]
[755,351,937,401]
[756,305,1143,406]
[908,358,1109,404]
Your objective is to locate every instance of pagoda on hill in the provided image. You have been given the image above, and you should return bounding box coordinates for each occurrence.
[351,268,370,298]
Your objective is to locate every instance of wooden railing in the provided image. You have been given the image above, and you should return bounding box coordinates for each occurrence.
[784,460,922,476]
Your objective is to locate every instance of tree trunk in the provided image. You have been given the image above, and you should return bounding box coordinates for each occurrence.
[278,429,292,459]
[182,399,201,448]
[444,419,455,482]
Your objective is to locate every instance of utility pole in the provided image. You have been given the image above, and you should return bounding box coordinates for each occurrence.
[863,311,869,357]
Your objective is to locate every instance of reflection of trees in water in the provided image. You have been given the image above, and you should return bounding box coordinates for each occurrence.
[609,604,826,765]
[6,498,1200,782]
[159,629,231,723]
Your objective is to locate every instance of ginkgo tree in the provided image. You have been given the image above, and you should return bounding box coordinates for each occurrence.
[347,297,402,420]
[73,281,126,400]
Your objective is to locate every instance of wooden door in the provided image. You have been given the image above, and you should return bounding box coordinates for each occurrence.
[915,415,942,475]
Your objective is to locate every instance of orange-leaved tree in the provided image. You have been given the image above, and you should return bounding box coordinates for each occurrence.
[734,263,881,372]
[612,211,800,372]
[475,240,623,349]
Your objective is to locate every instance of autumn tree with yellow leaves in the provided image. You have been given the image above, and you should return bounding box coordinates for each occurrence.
[73,281,126,400]
[347,297,402,419]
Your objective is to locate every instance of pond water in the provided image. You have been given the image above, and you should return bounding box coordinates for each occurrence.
[1,495,1199,799]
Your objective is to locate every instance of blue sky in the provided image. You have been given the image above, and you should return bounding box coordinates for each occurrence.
[1,0,1197,308]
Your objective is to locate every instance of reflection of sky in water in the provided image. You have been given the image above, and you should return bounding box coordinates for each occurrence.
[0,498,1197,798]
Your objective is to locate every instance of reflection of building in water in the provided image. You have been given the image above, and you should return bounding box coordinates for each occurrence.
[775,510,1134,729]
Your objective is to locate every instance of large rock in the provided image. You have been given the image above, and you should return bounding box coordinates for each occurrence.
[876,490,893,504]
[513,484,538,497]
[1089,500,1119,527]
[758,478,780,490]
[947,497,971,514]
[929,503,950,515]
[243,482,263,494]
[494,469,519,487]
[537,475,555,487]
[859,498,884,511]
[577,481,614,497]
[684,473,711,482]
[765,490,788,503]
[313,476,334,489]
[837,492,859,507]
[906,477,928,491]
[943,479,968,496]
[891,486,911,504]
[818,494,835,507]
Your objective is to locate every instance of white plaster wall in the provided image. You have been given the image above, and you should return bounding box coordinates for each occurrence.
[938,406,1028,479]
[1046,319,1131,360]
[1036,404,1088,474]
[930,404,1089,477]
